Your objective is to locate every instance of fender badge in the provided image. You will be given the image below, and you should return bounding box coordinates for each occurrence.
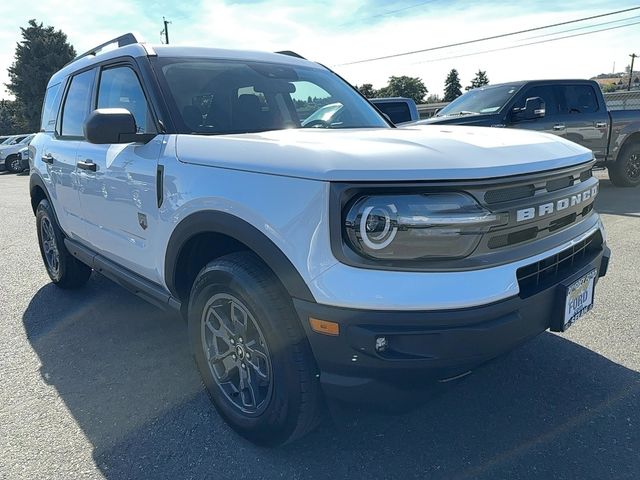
[138,213,148,230]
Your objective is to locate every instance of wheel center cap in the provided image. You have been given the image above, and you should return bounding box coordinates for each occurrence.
[235,345,245,359]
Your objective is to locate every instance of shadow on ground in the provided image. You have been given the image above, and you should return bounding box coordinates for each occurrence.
[594,175,640,218]
[23,272,639,480]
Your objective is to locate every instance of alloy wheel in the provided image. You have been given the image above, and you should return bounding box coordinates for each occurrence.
[201,293,273,415]
[626,153,640,180]
[40,217,60,277]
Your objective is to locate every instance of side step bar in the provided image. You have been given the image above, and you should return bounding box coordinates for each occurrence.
[64,238,181,313]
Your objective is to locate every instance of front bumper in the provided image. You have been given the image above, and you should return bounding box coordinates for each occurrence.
[295,237,610,404]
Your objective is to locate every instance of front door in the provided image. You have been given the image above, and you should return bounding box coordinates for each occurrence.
[77,63,163,282]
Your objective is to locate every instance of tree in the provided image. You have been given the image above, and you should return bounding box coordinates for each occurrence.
[376,76,428,104]
[425,93,442,103]
[6,20,76,132]
[465,70,490,91]
[0,100,27,135]
[357,83,377,98]
[443,69,462,102]
[601,83,618,93]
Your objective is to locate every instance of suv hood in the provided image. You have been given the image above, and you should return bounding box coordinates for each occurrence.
[175,125,592,182]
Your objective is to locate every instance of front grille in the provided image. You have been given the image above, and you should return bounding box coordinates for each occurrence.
[485,184,535,204]
[516,231,602,297]
[480,164,597,252]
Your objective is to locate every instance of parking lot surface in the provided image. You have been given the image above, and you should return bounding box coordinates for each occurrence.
[0,171,638,480]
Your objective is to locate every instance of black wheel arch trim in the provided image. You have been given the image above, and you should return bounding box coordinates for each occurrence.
[164,210,316,303]
[29,174,63,227]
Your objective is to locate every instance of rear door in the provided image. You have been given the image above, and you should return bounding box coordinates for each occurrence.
[553,83,609,160]
[44,69,95,238]
[76,61,163,280]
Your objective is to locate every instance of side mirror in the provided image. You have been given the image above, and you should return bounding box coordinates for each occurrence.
[84,108,155,144]
[523,97,546,120]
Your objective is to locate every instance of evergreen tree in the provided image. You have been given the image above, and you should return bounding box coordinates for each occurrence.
[465,70,490,91]
[6,20,76,132]
[443,69,462,102]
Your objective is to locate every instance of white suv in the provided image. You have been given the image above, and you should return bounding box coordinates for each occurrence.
[30,34,610,446]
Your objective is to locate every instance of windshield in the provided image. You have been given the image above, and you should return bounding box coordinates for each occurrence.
[156,58,389,134]
[437,84,522,117]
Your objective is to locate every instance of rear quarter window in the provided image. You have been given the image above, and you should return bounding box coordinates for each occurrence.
[40,82,63,132]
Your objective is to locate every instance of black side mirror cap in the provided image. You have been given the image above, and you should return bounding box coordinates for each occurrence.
[84,108,155,144]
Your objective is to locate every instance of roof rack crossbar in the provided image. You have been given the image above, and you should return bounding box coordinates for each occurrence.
[72,33,140,64]
[275,50,306,60]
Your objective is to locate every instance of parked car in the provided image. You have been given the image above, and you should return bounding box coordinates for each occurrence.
[414,80,640,187]
[0,133,35,172]
[370,97,419,124]
[30,34,610,445]
[14,146,30,173]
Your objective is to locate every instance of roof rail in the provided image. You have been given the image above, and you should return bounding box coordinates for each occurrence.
[68,33,141,66]
[275,50,306,60]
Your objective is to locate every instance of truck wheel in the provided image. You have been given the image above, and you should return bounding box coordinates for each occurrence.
[36,199,92,289]
[188,252,323,446]
[609,143,640,187]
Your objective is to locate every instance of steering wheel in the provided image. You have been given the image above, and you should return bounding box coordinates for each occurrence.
[302,119,331,129]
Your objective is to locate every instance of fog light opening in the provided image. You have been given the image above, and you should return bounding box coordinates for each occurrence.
[375,336,388,353]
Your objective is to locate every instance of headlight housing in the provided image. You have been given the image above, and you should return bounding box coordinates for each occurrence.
[344,192,506,261]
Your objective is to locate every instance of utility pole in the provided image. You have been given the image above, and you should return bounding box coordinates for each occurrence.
[161,17,171,44]
[628,53,637,91]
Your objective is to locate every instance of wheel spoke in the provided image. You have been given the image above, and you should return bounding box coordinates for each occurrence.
[230,302,248,336]
[239,366,257,409]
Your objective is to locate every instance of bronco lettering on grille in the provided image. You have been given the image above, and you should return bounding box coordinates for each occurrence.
[516,185,598,222]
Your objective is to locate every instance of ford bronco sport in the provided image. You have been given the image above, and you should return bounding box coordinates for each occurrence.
[30,34,610,446]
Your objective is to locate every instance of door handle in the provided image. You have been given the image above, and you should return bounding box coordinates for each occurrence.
[41,154,54,164]
[595,122,607,128]
[553,124,566,131]
[77,160,97,172]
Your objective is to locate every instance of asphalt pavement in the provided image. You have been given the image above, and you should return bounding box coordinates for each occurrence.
[0,170,638,480]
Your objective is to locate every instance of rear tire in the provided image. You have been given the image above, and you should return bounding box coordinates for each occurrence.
[36,199,92,289]
[609,143,640,187]
[188,251,323,446]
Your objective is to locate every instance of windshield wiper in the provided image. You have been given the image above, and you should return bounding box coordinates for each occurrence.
[445,111,478,117]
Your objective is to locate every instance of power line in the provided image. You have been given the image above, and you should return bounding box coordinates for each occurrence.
[337,6,640,66]
[411,19,640,65]
[516,13,640,41]
[361,0,437,20]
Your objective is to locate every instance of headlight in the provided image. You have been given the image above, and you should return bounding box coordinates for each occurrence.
[344,192,506,260]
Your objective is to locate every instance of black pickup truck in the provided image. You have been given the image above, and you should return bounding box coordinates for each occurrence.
[416,80,640,187]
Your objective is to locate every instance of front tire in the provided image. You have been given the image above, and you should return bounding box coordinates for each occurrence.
[36,199,92,289]
[188,252,322,446]
[609,143,640,187]
[5,155,20,173]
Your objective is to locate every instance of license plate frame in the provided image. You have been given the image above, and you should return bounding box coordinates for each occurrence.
[551,268,598,332]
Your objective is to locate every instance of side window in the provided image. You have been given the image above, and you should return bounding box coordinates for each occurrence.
[40,83,62,132]
[558,85,599,114]
[513,85,559,116]
[61,70,95,137]
[376,102,412,124]
[97,66,155,133]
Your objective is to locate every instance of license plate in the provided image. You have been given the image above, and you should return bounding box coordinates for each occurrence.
[563,269,597,330]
